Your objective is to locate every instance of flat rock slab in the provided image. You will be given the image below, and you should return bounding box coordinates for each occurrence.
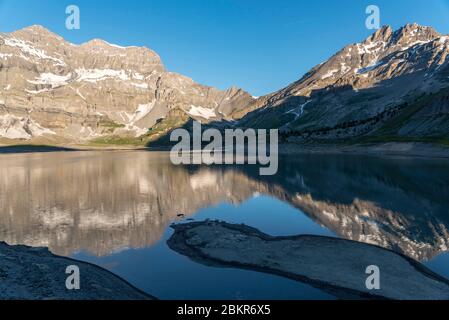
[168,221,449,300]
[0,242,154,300]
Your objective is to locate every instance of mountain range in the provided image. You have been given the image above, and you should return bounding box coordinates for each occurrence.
[1,23,449,146]
[0,25,253,144]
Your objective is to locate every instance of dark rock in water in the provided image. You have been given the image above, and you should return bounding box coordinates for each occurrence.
[167,221,449,300]
[0,242,155,300]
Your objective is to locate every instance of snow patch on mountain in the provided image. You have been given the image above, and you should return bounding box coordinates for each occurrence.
[131,102,155,123]
[357,41,385,55]
[399,40,431,52]
[26,88,52,94]
[0,53,13,60]
[4,38,65,65]
[74,69,147,84]
[357,61,384,74]
[188,105,216,119]
[28,73,72,88]
[131,82,148,89]
[75,68,130,83]
[0,114,55,139]
[321,69,339,80]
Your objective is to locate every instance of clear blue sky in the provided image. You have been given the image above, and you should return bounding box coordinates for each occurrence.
[1,0,449,96]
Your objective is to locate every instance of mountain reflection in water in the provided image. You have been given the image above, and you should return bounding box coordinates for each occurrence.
[0,151,448,263]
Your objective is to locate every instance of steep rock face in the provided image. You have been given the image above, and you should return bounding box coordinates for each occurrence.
[238,24,449,140]
[0,25,254,142]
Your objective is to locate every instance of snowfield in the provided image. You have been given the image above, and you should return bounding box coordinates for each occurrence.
[131,102,155,124]
[0,114,55,139]
[187,105,216,119]
[28,73,72,88]
[4,37,66,65]
[75,69,146,84]
[75,68,130,83]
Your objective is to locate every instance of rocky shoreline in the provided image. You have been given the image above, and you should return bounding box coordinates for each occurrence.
[168,221,449,300]
[0,242,155,300]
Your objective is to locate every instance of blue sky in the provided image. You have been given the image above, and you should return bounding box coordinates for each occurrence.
[1,0,449,96]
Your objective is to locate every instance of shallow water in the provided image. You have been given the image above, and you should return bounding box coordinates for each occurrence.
[0,150,448,299]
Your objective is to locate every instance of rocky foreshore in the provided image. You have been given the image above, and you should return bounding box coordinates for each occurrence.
[0,242,155,300]
[168,221,449,300]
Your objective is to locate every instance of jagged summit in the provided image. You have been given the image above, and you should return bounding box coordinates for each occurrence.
[390,23,440,46]
[265,23,449,97]
[238,23,449,142]
[368,25,393,42]
[366,23,440,44]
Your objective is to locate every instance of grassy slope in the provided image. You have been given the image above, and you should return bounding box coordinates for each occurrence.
[360,90,449,147]
[89,114,190,147]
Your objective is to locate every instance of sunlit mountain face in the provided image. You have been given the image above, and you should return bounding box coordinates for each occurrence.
[0,151,448,262]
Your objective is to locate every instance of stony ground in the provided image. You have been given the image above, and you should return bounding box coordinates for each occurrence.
[0,242,154,300]
[168,221,449,300]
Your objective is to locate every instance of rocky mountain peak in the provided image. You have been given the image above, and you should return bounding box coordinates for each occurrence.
[239,23,449,137]
[78,39,165,73]
[363,23,440,48]
[81,39,128,50]
[0,25,254,143]
[20,24,51,33]
[391,23,440,46]
[11,25,66,43]
[368,25,393,43]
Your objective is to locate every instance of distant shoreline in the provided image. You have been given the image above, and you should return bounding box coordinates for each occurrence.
[1,141,449,160]
[278,142,449,159]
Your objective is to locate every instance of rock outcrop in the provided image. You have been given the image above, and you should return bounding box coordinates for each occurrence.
[0,241,154,300]
[168,221,449,300]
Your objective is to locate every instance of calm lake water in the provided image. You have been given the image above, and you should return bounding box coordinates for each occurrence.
[0,150,448,299]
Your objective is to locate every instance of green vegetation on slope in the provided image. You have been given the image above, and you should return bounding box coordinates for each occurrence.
[90,111,190,147]
[281,89,449,147]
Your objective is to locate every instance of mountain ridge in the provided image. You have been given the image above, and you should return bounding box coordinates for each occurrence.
[1,23,449,147]
[0,25,254,144]
[237,23,449,146]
